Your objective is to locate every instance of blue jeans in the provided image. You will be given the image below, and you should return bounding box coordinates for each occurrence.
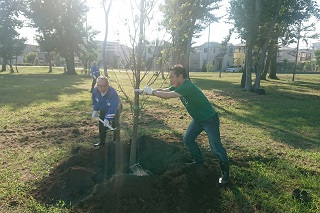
[183,113,229,163]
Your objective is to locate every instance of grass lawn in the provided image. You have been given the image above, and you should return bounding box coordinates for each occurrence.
[0,67,319,212]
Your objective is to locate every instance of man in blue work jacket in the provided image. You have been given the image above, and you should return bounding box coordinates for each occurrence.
[91,76,122,146]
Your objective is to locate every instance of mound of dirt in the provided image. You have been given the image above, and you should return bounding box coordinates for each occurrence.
[32,135,223,213]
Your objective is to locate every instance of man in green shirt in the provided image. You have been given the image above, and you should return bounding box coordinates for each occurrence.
[138,64,230,185]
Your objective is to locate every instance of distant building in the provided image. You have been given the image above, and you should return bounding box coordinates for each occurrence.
[233,43,246,68]
[2,40,319,71]
[189,42,234,72]
[144,39,167,71]
[278,47,312,63]
[277,47,296,63]
[96,41,131,69]
[311,41,320,61]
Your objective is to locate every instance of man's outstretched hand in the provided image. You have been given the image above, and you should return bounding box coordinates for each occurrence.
[134,86,154,95]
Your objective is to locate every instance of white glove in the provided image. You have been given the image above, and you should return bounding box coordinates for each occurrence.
[93,75,97,79]
[143,86,153,95]
[92,110,98,118]
[103,119,110,127]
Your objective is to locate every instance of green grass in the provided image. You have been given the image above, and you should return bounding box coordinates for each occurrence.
[0,67,319,212]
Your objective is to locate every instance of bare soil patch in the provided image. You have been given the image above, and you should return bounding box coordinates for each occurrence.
[1,120,224,213]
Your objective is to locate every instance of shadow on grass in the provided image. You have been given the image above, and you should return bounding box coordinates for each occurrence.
[0,74,89,110]
[190,77,319,150]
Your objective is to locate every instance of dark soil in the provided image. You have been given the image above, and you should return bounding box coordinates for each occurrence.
[1,120,225,213]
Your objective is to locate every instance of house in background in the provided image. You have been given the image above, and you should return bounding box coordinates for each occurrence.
[189,42,235,72]
[233,43,246,68]
[16,44,38,64]
[144,39,167,71]
[311,41,320,61]
[277,47,296,63]
[278,47,312,63]
[96,41,131,69]
[3,40,319,71]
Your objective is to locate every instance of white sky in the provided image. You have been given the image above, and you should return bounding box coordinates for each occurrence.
[85,0,241,46]
[20,0,320,48]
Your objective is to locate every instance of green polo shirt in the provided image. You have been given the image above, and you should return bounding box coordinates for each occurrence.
[169,79,216,121]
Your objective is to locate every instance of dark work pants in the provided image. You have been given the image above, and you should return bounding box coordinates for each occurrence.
[90,78,97,92]
[99,104,122,143]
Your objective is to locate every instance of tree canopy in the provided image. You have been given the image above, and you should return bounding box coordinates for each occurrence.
[0,0,26,72]
[160,0,221,75]
[227,0,320,90]
[27,0,97,74]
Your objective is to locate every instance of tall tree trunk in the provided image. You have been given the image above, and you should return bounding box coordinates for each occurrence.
[171,30,180,66]
[102,0,113,77]
[1,57,8,71]
[245,43,253,91]
[9,60,14,73]
[48,52,53,73]
[130,0,145,168]
[65,53,76,74]
[15,56,19,73]
[185,24,195,78]
[261,56,270,80]
[254,0,282,89]
[292,26,300,81]
[269,47,279,79]
[261,46,271,80]
[261,37,277,80]
[1,62,6,71]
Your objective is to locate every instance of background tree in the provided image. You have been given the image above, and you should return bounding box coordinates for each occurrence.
[76,14,99,75]
[27,0,93,74]
[11,38,26,73]
[27,0,56,73]
[0,0,26,72]
[290,22,319,81]
[228,0,262,91]
[160,0,221,77]
[228,0,319,91]
[24,52,37,64]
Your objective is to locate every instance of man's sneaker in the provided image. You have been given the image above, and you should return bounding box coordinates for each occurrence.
[219,176,230,186]
[219,171,230,186]
[219,162,230,186]
[94,141,105,146]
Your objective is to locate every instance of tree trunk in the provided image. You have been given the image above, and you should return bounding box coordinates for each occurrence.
[15,56,19,73]
[1,63,5,72]
[185,24,195,78]
[48,52,53,73]
[269,47,279,79]
[292,31,300,81]
[261,49,271,80]
[254,0,282,89]
[261,39,276,80]
[171,30,180,66]
[130,0,144,168]
[1,58,7,71]
[9,60,14,73]
[65,53,76,74]
[102,0,113,78]
[244,43,253,91]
